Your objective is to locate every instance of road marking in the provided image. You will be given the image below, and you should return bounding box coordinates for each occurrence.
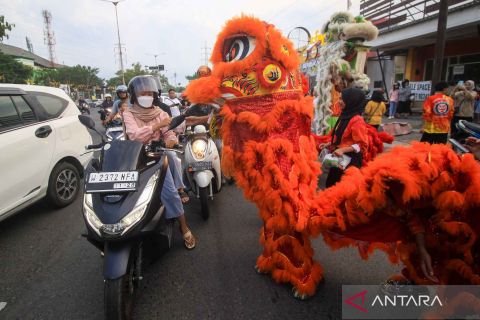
[0,302,6,311]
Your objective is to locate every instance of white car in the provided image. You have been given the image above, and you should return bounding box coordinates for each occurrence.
[0,84,93,222]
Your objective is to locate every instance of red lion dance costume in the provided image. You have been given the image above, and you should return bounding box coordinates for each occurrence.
[185,16,480,299]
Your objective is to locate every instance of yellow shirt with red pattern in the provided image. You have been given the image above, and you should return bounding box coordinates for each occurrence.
[423,93,454,134]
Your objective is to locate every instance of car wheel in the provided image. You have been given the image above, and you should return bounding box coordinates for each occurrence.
[47,162,80,208]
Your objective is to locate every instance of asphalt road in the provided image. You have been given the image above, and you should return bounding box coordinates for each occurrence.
[0,109,400,320]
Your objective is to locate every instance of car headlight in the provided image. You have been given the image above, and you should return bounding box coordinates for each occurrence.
[192,139,207,160]
[83,170,160,237]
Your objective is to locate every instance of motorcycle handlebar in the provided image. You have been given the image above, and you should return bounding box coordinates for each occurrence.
[86,143,103,150]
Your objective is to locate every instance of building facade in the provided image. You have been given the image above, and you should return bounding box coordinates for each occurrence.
[363,0,480,99]
[0,43,62,69]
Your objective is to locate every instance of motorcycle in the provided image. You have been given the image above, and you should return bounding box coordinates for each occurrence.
[78,114,184,320]
[106,119,125,141]
[450,120,480,154]
[79,102,90,115]
[183,123,222,220]
[99,107,112,125]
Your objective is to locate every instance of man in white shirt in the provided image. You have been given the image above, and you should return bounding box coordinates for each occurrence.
[164,89,183,117]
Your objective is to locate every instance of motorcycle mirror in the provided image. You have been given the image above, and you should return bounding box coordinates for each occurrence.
[78,114,106,143]
[78,115,95,129]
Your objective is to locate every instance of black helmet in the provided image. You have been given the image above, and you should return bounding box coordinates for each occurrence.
[127,75,158,105]
[151,76,163,93]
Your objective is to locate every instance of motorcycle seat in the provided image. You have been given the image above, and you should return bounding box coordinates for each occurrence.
[464,121,480,134]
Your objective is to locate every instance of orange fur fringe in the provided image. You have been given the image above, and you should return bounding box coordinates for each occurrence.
[185,15,480,297]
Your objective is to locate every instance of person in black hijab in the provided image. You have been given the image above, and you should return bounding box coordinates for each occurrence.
[325,87,368,187]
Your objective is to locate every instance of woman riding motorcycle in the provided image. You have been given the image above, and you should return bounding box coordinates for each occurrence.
[122,75,196,249]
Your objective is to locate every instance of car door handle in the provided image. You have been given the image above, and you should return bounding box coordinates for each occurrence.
[35,125,52,138]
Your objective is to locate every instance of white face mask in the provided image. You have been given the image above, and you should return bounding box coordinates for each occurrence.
[137,95,154,108]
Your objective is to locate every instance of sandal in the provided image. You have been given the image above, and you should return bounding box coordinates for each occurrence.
[178,190,190,204]
[183,229,196,250]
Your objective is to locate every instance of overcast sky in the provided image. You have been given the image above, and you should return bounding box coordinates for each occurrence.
[1,0,360,86]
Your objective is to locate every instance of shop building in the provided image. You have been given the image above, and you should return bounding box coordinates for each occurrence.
[363,0,480,96]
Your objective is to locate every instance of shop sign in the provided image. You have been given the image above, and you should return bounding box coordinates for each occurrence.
[410,81,431,101]
[452,65,464,75]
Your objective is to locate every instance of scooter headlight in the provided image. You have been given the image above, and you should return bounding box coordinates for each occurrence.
[115,169,160,235]
[83,170,160,237]
[83,193,102,236]
[192,139,207,160]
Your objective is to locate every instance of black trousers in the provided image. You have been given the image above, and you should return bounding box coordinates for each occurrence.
[325,152,362,188]
[420,132,448,144]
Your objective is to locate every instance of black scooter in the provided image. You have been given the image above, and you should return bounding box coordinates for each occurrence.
[78,115,187,320]
[449,120,480,154]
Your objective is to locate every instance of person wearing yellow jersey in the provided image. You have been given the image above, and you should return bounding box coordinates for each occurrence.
[420,82,454,144]
[364,90,386,130]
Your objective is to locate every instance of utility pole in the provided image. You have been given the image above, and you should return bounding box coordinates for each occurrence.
[101,0,127,84]
[201,42,211,66]
[431,0,448,93]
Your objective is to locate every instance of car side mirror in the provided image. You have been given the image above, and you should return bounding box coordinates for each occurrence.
[78,115,95,130]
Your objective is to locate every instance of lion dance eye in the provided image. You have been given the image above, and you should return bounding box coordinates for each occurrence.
[223,36,256,62]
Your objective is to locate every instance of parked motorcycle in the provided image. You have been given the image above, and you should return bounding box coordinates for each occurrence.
[78,114,183,320]
[183,124,222,220]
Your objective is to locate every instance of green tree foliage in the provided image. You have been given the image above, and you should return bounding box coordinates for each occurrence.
[185,73,198,81]
[0,16,14,43]
[107,62,150,87]
[107,62,180,92]
[0,51,32,83]
[33,65,103,90]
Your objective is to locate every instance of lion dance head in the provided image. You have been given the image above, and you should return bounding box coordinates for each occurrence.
[185,16,323,298]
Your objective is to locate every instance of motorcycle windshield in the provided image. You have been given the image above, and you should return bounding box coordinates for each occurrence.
[102,140,146,171]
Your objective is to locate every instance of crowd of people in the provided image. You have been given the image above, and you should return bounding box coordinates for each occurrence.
[80,69,480,263]
[315,78,480,194]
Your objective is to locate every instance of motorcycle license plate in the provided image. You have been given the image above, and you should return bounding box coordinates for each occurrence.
[190,161,212,171]
[85,171,138,193]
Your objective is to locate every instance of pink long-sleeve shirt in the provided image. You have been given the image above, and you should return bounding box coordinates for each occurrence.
[123,109,177,144]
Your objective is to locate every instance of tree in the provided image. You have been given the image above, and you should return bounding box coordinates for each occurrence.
[32,68,59,86]
[0,16,14,43]
[107,62,149,87]
[33,65,102,89]
[107,62,175,92]
[185,73,198,81]
[0,51,32,83]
